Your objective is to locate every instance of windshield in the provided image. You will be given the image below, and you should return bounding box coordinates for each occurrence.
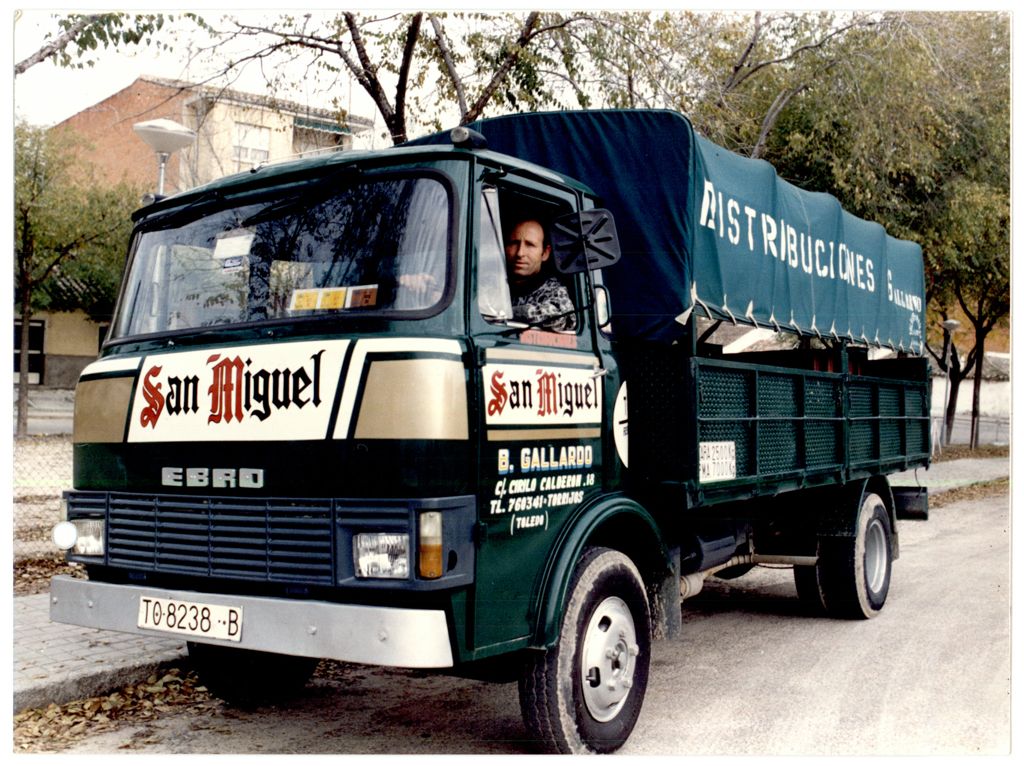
[112,172,452,339]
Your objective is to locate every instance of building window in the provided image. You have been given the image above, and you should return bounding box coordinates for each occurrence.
[13,319,45,385]
[233,123,271,171]
[293,126,345,157]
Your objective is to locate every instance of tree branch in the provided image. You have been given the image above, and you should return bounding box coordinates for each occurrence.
[392,13,423,143]
[428,14,468,118]
[343,12,395,124]
[751,84,808,158]
[721,10,763,95]
[15,14,103,75]
[463,12,542,123]
[728,16,872,94]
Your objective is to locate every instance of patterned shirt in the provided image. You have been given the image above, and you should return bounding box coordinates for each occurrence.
[510,275,577,332]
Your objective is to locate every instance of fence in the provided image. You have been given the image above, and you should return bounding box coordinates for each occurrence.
[931,414,1011,454]
[13,435,72,561]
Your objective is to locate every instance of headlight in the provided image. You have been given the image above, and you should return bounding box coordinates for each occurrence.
[52,519,105,556]
[353,533,409,579]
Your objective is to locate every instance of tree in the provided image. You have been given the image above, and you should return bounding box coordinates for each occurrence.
[757,13,1009,448]
[578,12,1008,448]
[208,11,589,144]
[575,11,877,158]
[14,123,140,435]
[14,11,202,76]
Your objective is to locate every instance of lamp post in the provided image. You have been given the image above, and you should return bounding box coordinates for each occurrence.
[940,319,961,446]
[132,118,196,196]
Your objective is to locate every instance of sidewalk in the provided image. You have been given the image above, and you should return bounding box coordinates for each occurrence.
[13,594,186,713]
[12,386,75,435]
[12,456,1011,714]
[889,456,1011,492]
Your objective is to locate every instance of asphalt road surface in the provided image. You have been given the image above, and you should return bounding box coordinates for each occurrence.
[56,489,1010,756]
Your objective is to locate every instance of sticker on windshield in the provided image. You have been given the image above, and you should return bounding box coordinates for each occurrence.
[347,285,378,308]
[289,288,348,312]
[213,230,255,259]
[221,255,245,273]
[287,286,377,312]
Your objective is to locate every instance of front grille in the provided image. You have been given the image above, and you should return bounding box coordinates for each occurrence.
[99,494,334,584]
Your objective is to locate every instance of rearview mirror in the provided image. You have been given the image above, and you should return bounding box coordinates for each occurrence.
[550,209,621,274]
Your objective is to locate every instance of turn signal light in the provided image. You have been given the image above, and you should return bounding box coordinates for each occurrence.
[418,511,443,579]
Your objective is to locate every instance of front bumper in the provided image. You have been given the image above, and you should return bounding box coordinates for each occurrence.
[49,575,454,668]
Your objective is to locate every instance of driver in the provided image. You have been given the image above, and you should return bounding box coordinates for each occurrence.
[504,219,576,332]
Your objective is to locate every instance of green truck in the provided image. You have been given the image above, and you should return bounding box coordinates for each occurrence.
[50,109,930,753]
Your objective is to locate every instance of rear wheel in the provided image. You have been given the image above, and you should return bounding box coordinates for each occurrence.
[519,547,651,754]
[187,642,318,706]
[795,491,893,619]
[793,561,827,614]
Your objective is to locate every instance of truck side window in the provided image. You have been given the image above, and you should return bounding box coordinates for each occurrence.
[478,187,514,323]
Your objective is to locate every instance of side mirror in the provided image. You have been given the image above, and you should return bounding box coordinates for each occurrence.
[550,208,621,274]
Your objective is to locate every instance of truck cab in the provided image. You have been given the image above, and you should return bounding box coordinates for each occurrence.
[52,130,655,751]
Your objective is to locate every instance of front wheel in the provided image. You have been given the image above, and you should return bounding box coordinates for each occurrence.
[796,491,893,619]
[519,547,651,754]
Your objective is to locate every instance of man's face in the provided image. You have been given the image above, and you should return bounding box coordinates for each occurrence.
[505,220,550,283]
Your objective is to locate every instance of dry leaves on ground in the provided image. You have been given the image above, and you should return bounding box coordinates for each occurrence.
[13,668,213,753]
[13,557,85,596]
[931,444,1008,463]
[929,477,1009,509]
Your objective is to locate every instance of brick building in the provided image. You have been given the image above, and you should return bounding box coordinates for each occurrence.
[54,75,373,193]
[17,76,373,387]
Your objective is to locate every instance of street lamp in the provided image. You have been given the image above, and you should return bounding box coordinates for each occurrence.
[132,118,196,196]
[940,319,961,447]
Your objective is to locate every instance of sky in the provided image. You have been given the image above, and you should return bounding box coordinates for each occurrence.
[11,8,387,141]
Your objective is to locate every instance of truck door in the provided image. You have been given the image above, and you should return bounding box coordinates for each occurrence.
[469,179,611,651]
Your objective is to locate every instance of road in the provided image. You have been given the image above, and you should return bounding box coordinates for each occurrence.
[51,488,1010,755]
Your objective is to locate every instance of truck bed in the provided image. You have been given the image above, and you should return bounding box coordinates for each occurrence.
[625,345,930,507]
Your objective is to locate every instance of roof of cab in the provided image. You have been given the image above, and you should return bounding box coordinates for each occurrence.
[133,140,596,221]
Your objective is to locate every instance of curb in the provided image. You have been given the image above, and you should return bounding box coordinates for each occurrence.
[15,653,188,714]
[14,593,188,715]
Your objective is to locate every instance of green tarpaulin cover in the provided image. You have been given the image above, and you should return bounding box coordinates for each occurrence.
[414,109,925,352]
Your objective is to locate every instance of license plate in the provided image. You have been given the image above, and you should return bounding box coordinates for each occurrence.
[137,595,243,642]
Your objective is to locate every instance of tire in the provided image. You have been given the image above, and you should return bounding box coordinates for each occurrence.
[797,491,893,619]
[793,562,827,615]
[187,641,318,706]
[519,547,651,754]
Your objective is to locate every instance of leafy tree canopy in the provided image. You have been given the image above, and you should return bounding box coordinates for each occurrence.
[14,11,206,76]
[14,122,141,321]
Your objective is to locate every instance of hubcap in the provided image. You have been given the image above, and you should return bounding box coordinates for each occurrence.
[580,596,638,722]
[864,515,888,594]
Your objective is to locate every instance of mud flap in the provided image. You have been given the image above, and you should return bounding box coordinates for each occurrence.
[892,486,929,521]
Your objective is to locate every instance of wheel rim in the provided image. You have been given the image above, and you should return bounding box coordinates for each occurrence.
[580,595,639,723]
[863,515,889,595]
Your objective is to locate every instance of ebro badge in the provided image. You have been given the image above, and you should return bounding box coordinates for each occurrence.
[127,340,349,442]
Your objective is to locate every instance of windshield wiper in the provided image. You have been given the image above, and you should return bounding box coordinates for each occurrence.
[240,165,365,227]
[135,188,225,231]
